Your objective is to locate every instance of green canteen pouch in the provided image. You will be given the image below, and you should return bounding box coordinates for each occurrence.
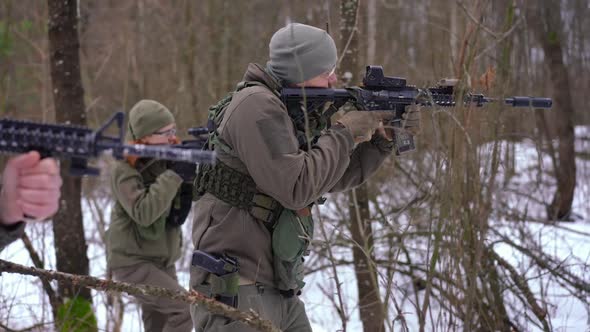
[271,209,314,262]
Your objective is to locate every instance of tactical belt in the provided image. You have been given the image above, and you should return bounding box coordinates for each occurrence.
[195,160,283,229]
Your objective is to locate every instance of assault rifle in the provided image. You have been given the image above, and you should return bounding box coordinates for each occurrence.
[166,126,210,181]
[0,111,216,176]
[281,65,553,154]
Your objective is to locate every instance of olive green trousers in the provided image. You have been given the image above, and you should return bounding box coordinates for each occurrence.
[190,283,311,331]
[113,263,193,332]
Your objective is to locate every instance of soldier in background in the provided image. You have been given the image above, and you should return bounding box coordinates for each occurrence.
[106,100,194,332]
[190,23,420,331]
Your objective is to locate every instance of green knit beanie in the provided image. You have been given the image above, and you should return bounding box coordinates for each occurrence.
[126,100,175,140]
[267,23,337,85]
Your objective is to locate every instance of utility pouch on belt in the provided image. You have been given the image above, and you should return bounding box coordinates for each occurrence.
[192,250,239,307]
[272,208,314,291]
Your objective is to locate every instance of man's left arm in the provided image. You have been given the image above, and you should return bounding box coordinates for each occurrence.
[329,107,421,193]
[329,133,393,193]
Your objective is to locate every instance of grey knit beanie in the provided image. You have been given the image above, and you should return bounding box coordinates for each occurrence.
[267,23,337,85]
[126,100,175,140]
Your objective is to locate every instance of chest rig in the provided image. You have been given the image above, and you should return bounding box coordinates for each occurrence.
[194,80,328,225]
[194,81,284,227]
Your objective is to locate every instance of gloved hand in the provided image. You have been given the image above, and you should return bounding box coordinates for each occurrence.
[336,111,381,143]
[345,86,368,110]
[401,107,421,136]
[166,182,193,227]
[168,161,197,182]
[371,108,420,153]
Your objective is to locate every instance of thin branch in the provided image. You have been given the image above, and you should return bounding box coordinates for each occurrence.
[492,230,590,294]
[456,0,498,38]
[475,16,524,60]
[0,321,53,332]
[336,0,361,70]
[20,232,61,317]
[489,251,550,331]
[316,206,349,331]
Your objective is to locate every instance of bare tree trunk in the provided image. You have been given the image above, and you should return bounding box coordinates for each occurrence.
[182,0,199,123]
[348,186,386,332]
[366,0,377,65]
[340,1,386,331]
[47,0,91,301]
[526,1,576,221]
[339,0,360,85]
[449,1,458,73]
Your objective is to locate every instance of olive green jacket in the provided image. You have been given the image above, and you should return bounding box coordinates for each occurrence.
[106,159,184,270]
[191,63,394,289]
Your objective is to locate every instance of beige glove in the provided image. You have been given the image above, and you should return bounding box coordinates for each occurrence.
[401,107,421,136]
[336,111,381,143]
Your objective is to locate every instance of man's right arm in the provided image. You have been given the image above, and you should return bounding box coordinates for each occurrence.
[110,163,183,227]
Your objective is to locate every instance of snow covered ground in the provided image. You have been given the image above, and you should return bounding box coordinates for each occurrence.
[304,126,590,331]
[1,127,589,331]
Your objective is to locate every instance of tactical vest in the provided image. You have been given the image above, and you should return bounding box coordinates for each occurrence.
[194,80,319,291]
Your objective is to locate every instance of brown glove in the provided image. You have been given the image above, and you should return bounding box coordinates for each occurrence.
[336,111,381,143]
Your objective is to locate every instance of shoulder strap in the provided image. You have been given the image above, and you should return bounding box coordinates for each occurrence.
[207,80,278,157]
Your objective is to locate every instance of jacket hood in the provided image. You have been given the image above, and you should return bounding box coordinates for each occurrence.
[242,63,282,92]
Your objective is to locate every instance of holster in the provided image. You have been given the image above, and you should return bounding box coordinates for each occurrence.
[191,250,240,308]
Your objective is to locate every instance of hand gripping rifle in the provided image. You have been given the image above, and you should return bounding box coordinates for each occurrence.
[0,111,216,176]
[281,65,553,155]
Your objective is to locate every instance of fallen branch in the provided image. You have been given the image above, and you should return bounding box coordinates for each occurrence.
[489,251,550,331]
[0,259,280,332]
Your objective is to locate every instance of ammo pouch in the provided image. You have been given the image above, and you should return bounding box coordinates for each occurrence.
[195,160,283,227]
[272,209,313,291]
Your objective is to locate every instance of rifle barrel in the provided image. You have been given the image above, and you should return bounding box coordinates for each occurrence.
[504,97,552,108]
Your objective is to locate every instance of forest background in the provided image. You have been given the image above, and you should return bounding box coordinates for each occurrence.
[1,0,589,331]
